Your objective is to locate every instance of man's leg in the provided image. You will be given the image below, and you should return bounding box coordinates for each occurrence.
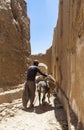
[28,81,36,108]
[22,82,29,109]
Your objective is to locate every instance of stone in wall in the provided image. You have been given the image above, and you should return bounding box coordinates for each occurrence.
[0,0,31,87]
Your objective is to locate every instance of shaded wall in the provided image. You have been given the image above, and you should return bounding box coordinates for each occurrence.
[52,0,84,128]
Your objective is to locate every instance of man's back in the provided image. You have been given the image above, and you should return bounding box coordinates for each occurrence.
[27,65,47,81]
[27,65,38,81]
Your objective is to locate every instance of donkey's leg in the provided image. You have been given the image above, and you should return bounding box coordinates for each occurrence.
[42,91,46,104]
[47,92,51,103]
[38,91,41,105]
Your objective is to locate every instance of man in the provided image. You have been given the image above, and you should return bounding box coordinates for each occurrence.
[22,60,47,109]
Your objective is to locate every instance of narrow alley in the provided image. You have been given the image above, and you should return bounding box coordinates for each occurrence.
[0,0,84,129]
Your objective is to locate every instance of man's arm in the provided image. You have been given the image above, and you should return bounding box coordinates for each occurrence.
[37,67,47,77]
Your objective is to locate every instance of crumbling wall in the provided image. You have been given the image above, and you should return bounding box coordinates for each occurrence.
[52,0,84,128]
[30,47,52,74]
[0,0,30,87]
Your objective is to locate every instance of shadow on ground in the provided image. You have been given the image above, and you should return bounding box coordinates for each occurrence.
[69,105,84,130]
[22,95,84,130]
[54,96,68,130]
[22,96,69,130]
[54,96,84,130]
[22,102,55,114]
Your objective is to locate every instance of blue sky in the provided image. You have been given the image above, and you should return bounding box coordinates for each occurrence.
[26,0,59,54]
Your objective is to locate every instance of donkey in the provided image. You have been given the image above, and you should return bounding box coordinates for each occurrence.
[35,75,56,105]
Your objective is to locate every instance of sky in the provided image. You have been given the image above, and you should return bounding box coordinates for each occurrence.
[26,0,59,54]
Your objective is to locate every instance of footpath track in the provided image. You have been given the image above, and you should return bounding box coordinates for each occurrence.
[0,94,68,130]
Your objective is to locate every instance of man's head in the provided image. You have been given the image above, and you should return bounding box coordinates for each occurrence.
[33,60,39,66]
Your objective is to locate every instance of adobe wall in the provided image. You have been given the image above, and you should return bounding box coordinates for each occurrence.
[30,47,52,74]
[0,0,31,88]
[52,0,84,129]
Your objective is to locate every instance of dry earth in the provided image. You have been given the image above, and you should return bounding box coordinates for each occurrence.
[0,93,68,130]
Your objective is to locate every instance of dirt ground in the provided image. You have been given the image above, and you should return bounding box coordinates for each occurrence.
[0,93,68,130]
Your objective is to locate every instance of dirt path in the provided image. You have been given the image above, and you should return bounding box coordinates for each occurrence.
[0,94,68,130]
